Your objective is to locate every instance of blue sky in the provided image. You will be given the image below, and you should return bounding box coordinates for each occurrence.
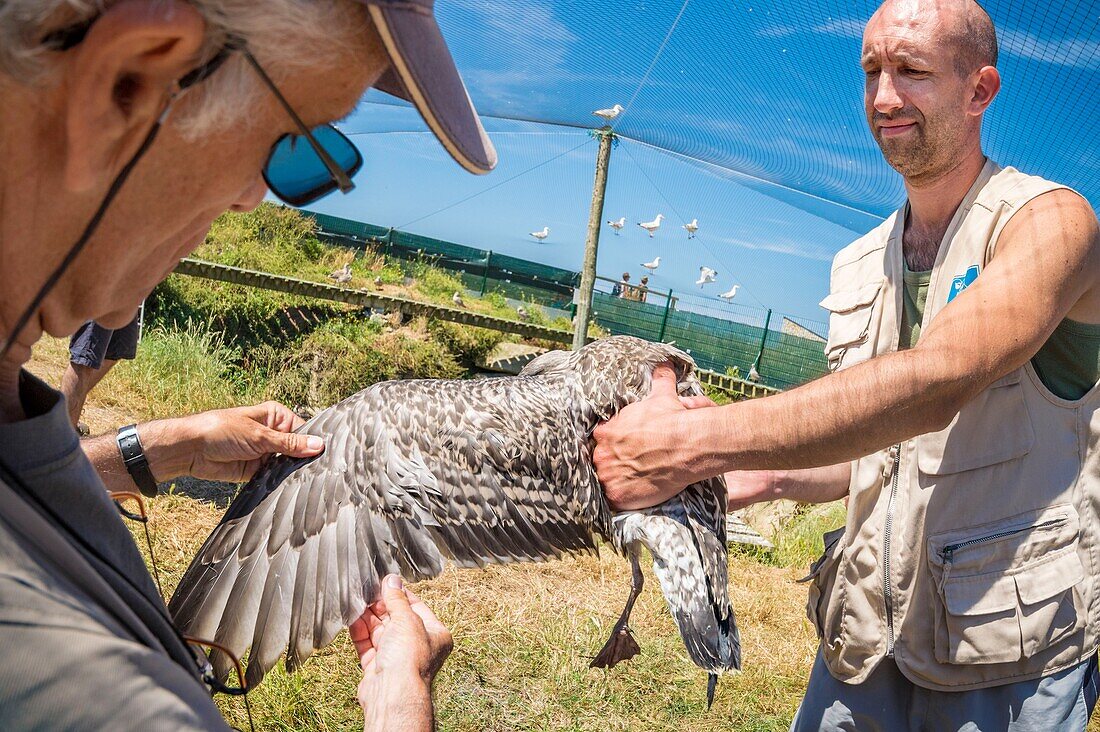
[301,0,1099,324]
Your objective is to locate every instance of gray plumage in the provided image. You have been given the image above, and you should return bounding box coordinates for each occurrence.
[169,336,740,695]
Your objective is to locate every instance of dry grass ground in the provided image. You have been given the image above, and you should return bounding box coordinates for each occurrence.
[29,333,825,730]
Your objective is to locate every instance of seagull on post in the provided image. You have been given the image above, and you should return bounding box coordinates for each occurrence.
[638,214,664,237]
[719,285,740,301]
[641,256,661,271]
[696,267,718,288]
[593,104,624,121]
[607,217,626,233]
[683,219,699,238]
[530,227,550,241]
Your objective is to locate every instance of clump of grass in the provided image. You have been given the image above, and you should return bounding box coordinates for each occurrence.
[428,320,506,364]
[771,502,847,570]
[411,257,468,300]
[104,320,259,417]
[263,316,465,409]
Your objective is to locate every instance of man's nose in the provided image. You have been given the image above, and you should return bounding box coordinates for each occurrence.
[229,175,268,213]
[872,71,904,115]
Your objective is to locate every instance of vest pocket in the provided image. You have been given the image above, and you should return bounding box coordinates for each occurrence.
[798,526,846,638]
[820,280,883,372]
[927,505,1085,665]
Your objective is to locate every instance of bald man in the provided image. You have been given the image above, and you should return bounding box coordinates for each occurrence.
[593,1,1100,728]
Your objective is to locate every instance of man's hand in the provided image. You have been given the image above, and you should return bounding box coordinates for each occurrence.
[156,401,324,483]
[352,575,452,732]
[83,401,326,492]
[593,364,706,511]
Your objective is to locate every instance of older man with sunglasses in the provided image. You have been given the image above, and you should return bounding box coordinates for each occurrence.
[0,1,494,730]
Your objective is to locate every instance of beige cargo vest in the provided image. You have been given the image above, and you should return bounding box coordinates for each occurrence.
[807,159,1100,690]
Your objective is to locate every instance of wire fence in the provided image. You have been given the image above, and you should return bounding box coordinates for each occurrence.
[304,209,828,390]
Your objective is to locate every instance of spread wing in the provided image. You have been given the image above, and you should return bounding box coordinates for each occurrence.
[169,375,612,688]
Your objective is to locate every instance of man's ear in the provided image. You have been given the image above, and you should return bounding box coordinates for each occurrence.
[62,0,206,192]
[968,65,1001,117]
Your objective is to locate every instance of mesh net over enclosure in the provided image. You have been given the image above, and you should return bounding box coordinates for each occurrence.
[302,1,1096,389]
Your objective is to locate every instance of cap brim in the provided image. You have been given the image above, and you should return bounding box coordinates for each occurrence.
[367,5,497,174]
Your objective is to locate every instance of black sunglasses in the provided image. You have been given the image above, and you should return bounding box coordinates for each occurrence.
[44,21,363,207]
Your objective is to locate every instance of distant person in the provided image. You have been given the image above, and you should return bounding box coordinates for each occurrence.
[594,1,1100,729]
[61,306,144,434]
[637,276,650,304]
[612,271,631,298]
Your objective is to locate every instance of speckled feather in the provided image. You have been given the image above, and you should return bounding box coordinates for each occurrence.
[168,336,738,688]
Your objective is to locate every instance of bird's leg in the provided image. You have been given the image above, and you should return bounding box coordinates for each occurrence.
[590,552,644,669]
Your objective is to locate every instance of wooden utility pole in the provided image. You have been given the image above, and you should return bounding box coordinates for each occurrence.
[573,126,615,350]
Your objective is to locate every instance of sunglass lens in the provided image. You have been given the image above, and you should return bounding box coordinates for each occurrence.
[264,125,362,206]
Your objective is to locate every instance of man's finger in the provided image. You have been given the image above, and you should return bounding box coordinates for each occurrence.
[679,395,716,409]
[380,574,416,620]
[648,364,680,398]
[259,427,324,458]
[404,588,446,630]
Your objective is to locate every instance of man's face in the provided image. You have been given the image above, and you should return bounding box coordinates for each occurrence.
[50,31,385,331]
[861,4,975,180]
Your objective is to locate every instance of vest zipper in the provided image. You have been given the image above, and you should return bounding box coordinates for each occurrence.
[883,444,900,656]
[940,517,1067,563]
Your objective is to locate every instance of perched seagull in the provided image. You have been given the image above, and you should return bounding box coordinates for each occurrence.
[373,275,383,288]
[592,103,624,121]
[169,337,739,702]
[638,214,665,237]
[517,305,531,321]
[530,227,550,241]
[683,219,699,238]
[719,285,740,301]
[452,291,465,307]
[607,217,626,233]
[748,364,761,382]
[696,267,718,288]
[641,256,661,271]
[328,263,352,284]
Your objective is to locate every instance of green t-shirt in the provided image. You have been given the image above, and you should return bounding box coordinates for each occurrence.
[900,265,1100,400]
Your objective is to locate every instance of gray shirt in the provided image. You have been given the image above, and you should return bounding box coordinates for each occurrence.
[0,372,228,730]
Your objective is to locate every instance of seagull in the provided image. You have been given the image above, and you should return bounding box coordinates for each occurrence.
[719,285,740,301]
[593,104,624,121]
[168,336,739,702]
[641,256,661,271]
[638,214,664,237]
[517,305,530,321]
[748,364,761,382]
[696,267,718,288]
[607,217,626,233]
[373,275,383,288]
[452,291,465,307]
[530,227,550,241]
[683,219,699,238]
[328,263,352,284]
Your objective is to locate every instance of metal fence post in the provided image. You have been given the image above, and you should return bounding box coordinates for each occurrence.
[751,308,773,374]
[384,227,394,258]
[657,289,673,341]
[480,250,493,295]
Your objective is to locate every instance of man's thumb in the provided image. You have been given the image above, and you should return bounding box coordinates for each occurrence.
[648,364,680,397]
[381,574,412,616]
[266,428,324,457]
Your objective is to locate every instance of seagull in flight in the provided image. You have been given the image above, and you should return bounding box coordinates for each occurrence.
[638,214,664,237]
[696,267,718,288]
[593,104,624,121]
[530,227,550,241]
[719,285,740,301]
[169,337,739,703]
[683,219,699,238]
[607,217,626,233]
[641,256,661,271]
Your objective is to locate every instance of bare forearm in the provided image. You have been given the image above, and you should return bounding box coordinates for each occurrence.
[82,419,195,493]
[730,463,851,507]
[362,675,435,732]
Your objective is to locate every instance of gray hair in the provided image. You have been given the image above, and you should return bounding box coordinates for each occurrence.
[0,1,369,136]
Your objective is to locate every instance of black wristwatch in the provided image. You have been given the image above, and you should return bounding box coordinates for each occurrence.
[116,424,160,498]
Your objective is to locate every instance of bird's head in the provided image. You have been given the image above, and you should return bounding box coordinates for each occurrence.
[522,336,700,420]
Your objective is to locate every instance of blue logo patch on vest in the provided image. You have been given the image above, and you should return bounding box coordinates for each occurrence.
[948,265,980,303]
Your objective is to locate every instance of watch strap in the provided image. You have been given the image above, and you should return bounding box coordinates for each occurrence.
[116,424,159,498]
